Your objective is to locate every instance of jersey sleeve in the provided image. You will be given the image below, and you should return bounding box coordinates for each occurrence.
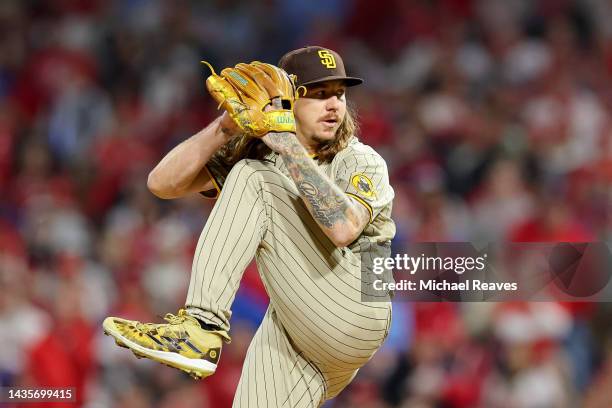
[334,150,394,222]
[199,154,232,199]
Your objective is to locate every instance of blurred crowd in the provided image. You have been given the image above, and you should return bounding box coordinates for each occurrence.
[1,0,611,407]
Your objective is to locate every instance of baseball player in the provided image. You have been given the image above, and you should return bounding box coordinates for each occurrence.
[103,46,395,407]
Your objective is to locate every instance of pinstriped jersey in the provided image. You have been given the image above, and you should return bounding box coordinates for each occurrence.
[203,137,395,251]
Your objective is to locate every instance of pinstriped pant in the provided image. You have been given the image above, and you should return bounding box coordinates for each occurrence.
[185,159,392,407]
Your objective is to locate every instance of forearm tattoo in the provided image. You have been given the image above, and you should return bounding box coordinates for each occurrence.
[268,133,364,231]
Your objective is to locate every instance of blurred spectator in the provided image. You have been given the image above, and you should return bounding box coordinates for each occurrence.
[1,1,611,407]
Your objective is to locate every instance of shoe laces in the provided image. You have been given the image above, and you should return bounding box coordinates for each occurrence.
[134,309,194,333]
[162,309,196,325]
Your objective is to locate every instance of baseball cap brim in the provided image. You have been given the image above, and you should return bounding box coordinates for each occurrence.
[299,75,363,87]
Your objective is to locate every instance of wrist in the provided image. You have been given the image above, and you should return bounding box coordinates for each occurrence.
[206,120,234,145]
[191,118,231,152]
[266,132,303,156]
[218,125,238,143]
[218,112,240,142]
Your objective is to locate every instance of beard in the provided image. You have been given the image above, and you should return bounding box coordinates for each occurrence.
[309,128,340,148]
[311,133,333,145]
[310,133,340,155]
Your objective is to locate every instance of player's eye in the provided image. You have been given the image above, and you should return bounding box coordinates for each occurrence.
[307,88,344,100]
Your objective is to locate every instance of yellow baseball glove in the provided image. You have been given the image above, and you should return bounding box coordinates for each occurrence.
[202,61,297,137]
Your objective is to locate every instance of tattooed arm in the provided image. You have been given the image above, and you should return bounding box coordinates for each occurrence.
[262,132,370,247]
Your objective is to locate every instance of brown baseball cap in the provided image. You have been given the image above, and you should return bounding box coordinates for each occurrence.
[278,46,363,88]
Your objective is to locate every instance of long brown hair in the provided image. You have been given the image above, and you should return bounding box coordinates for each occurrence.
[215,105,359,166]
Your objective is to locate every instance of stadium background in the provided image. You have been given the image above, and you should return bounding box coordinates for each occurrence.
[1,0,611,406]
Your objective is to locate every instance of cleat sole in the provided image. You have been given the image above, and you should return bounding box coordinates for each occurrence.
[115,339,128,349]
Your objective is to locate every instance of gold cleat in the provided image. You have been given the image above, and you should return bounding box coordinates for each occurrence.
[102,309,230,379]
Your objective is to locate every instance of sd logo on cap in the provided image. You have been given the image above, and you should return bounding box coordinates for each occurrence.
[279,46,363,87]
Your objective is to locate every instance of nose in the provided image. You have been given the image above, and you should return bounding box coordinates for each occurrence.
[325,95,341,111]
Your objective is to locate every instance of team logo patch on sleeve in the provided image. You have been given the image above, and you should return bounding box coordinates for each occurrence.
[351,173,376,198]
